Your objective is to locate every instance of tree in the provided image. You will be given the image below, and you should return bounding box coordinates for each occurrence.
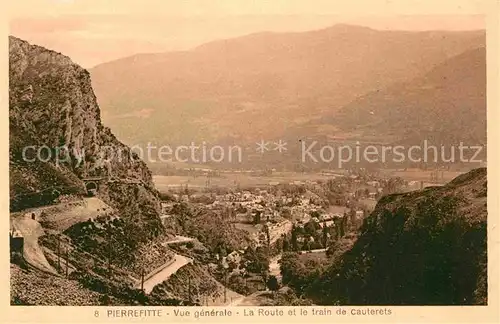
[253,211,262,224]
[275,237,283,253]
[310,210,321,219]
[282,238,290,252]
[348,209,357,228]
[265,224,271,248]
[215,243,227,258]
[227,273,250,295]
[242,246,269,275]
[304,220,320,237]
[267,275,280,292]
[303,239,311,252]
[340,217,346,237]
[384,177,405,195]
[326,245,334,257]
[333,217,344,240]
[279,252,315,294]
[322,224,328,248]
[291,225,298,251]
[262,270,269,288]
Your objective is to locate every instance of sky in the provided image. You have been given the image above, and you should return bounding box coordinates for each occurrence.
[8,0,486,68]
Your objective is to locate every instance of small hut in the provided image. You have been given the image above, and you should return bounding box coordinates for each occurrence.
[10,228,24,256]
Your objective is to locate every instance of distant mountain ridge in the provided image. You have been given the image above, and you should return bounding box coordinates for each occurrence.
[332,46,486,146]
[89,24,485,155]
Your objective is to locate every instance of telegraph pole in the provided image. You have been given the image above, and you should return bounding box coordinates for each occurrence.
[107,225,112,279]
[188,277,192,304]
[65,247,69,278]
[141,267,145,292]
[57,235,61,272]
[224,269,227,304]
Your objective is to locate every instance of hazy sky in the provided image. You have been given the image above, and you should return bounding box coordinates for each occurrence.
[8,0,486,68]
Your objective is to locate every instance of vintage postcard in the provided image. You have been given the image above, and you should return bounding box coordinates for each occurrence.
[2,0,499,323]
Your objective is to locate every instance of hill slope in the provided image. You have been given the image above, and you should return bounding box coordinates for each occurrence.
[9,36,175,305]
[313,168,487,305]
[89,25,485,147]
[9,36,158,210]
[9,35,162,209]
[330,46,486,146]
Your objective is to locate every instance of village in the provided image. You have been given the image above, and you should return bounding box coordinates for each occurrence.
[9,166,449,306]
[156,169,427,272]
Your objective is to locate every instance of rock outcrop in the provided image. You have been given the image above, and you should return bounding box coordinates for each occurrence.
[9,36,154,193]
[314,168,487,305]
[9,36,166,263]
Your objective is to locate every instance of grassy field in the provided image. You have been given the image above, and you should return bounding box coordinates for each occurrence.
[234,223,261,236]
[153,172,343,191]
[153,168,467,193]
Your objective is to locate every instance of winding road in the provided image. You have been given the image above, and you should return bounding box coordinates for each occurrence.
[138,253,193,294]
[269,255,282,278]
[161,235,195,246]
[10,215,58,275]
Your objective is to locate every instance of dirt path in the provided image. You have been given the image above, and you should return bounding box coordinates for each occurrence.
[269,254,282,278]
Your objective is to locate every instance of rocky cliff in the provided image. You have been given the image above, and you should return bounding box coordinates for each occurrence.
[9,35,166,256]
[10,36,154,190]
[314,168,487,305]
[9,36,156,201]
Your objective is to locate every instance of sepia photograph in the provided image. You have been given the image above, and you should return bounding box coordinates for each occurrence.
[4,1,498,321]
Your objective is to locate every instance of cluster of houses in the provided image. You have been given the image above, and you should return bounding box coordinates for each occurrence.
[251,220,294,246]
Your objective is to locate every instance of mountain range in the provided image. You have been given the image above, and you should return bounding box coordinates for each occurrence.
[8,35,489,307]
[89,24,486,168]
